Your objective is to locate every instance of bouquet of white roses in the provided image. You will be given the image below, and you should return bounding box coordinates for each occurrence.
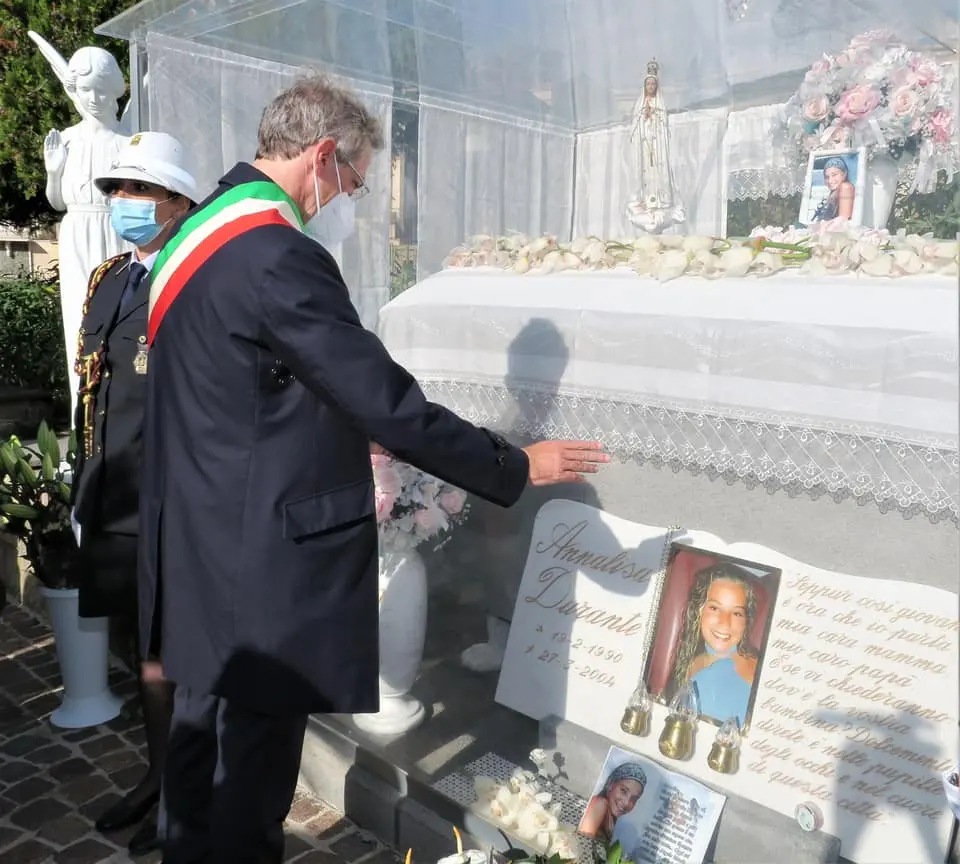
[783,30,958,192]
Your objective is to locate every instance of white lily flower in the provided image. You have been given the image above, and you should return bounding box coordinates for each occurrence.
[939,260,959,277]
[719,246,755,277]
[529,236,553,255]
[658,234,685,248]
[569,237,590,256]
[549,832,579,859]
[513,256,531,274]
[931,240,959,260]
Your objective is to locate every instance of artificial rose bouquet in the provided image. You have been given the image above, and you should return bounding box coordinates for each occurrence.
[783,30,958,192]
[371,444,468,551]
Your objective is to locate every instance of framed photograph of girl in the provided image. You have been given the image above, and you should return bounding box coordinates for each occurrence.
[799,147,866,226]
[641,544,781,734]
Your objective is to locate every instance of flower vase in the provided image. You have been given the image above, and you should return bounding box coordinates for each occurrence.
[864,154,899,230]
[353,547,428,736]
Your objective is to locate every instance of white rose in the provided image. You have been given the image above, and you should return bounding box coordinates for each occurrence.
[860,254,894,277]
[682,235,715,254]
[633,234,661,254]
[893,249,923,275]
[654,248,690,282]
[719,246,755,277]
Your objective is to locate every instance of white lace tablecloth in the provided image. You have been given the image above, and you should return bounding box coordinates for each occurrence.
[379,268,959,522]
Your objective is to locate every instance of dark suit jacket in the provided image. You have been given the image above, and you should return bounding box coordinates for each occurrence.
[73,256,150,537]
[139,163,530,715]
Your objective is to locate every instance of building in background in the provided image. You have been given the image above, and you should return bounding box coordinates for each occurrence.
[0,225,58,277]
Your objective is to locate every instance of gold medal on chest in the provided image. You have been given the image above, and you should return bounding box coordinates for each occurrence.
[133,336,149,375]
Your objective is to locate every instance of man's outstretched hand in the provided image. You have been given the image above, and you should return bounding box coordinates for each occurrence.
[523,440,610,486]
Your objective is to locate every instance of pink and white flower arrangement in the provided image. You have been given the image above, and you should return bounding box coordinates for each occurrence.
[371,446,469,551]
[783,30,958,192]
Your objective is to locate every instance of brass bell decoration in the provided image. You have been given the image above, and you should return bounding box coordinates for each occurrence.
[658,681,698,761]
[707,717,741,775]
[620,679,652,737]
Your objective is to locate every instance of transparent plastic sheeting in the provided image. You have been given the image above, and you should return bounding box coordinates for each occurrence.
[145,33,392,329]
[101,0,959,283]
[100,0,958,128]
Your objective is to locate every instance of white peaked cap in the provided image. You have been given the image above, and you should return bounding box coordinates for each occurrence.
[95,131,198,202]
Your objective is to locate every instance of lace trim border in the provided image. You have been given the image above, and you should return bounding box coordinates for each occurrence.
[419,379,959,524]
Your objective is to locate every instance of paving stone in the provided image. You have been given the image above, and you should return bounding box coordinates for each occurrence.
[1,837,58,864]
[285,832,316,860]
[122,726,147,747]
[0,760,39,784]
[28,743,71,764]
[60,728,100,744]
[79,734,125,759]
[109,764,146,790]
[96,748,142,773]
[77,791,120,822]
[306,807,346,838]
[0,823,21,848]
[4,775,55,805]
[10,796,72,831]
[363,850,401,864]
[293,852,344,864]
[48,757,96,783]
[55,837,119,863]
[58,774,112,806]
[289,792,329,824]
[2,733,50,757]
[330,830,378,860]
[38,812,93,846]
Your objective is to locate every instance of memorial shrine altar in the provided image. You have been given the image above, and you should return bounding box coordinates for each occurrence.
[95,0,960,861]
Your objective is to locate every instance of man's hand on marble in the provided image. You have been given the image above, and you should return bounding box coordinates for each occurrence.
[523,440,610,486]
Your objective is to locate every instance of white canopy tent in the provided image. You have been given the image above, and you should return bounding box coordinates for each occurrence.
[97,0,959,318]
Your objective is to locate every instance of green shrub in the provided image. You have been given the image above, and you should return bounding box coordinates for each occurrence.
[0,268,70,408]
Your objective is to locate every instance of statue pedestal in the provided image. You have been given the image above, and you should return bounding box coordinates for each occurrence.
[460,615,510,672]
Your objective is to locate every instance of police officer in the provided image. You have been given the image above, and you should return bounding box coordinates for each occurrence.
[71,132,197,856]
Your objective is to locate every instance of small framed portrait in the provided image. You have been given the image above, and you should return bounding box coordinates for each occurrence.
[641,544,781,734]
[799,147,866,226]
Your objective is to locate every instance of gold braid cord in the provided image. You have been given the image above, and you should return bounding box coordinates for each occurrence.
[74,253,128,458]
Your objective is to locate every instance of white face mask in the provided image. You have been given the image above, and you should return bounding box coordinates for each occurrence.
[305,152,357,250]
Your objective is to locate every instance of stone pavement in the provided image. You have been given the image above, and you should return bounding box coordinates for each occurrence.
[0,604,399,864]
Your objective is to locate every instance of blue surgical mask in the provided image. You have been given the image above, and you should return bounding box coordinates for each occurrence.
[110,198,166,246]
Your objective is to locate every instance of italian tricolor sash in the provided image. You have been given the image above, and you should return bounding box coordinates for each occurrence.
[147,181,304,345]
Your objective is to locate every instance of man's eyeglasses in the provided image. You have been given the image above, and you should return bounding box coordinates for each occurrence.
[338,154,370,201]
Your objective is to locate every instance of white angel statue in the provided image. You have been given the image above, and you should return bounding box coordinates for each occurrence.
[28,32,141,415]
[626,59,686,235]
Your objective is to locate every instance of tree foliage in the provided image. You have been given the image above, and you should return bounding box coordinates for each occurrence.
[0,0,132,228]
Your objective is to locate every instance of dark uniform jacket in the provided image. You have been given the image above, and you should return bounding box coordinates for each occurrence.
[71,253,152,620]
[72,254,151,537]
[139,163,530,716]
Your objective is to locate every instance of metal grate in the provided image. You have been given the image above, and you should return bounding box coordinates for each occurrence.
[433,752,594,863]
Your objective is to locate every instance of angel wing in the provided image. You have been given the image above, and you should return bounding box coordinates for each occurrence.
[28,30,84,117]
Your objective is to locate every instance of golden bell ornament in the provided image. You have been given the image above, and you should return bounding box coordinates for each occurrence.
[620,679,652,737]
[707,717,742,775]
[657,681,698,761]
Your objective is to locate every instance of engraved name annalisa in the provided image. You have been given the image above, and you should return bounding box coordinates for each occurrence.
[525,520,653,636]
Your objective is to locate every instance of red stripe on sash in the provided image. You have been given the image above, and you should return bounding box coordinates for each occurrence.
[147,210,292,346]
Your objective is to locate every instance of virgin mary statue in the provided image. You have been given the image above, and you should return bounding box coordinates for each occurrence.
[626,60,685,234]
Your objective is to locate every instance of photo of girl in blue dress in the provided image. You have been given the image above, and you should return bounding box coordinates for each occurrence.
[644,549,780,732]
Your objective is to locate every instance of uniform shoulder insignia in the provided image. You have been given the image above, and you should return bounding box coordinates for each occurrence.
[87,253,128,297]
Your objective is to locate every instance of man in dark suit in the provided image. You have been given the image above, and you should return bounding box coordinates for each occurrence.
[140,75,608,864]
[72,131,196,856]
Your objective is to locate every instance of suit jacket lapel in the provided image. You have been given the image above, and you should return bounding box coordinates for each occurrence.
[94,263,130,332]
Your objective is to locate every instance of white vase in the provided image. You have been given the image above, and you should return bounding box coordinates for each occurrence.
[42,587,123,729]
[864,154,899,230]
[352,547,428,736]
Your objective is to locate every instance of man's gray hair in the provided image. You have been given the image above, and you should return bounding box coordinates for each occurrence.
[256,75,384,162]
